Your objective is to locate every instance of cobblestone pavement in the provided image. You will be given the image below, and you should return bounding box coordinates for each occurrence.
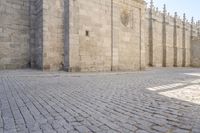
[1,68,200,133]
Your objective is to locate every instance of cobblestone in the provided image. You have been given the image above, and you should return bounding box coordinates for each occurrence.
[0,68,200,133]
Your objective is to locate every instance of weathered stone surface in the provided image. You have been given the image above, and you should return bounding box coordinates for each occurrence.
[145,6,196,68]
[30,0,43,69]
[192,38,200,67]
[0,0,200,71]
[65,0,146,72]
[0,0,30,69]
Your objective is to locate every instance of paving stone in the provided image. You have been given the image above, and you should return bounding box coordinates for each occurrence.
[173,128,190,133]
[52,119,67,129]
[68,130,79,133]
[74,125,91,133]
[122,123,137,131]
[43,130,57,133]
[40,123,53,131]
[106,129,119,133]
[136,130,150,133]
[32,131,43,133]
[0,69,200,133]
[151,125,169,132]
[0,118,2,128]
[56,127,68,133]
[99,125,111,130]
[87,125,101,132]
[63,124,74,131]
[192,128,200,133]
[27,123,40,132]
[3,129,17,133]
[3,118,15,130]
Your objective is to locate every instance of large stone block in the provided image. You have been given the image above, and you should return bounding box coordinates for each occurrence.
[0,0,30,69]
[192,39,200,67]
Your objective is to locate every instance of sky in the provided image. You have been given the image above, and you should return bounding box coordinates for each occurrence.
[146,0,200,21]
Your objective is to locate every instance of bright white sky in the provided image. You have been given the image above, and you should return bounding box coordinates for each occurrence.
[145,0,200,21]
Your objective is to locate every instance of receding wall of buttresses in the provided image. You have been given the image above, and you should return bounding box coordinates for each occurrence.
[145,3,199,68]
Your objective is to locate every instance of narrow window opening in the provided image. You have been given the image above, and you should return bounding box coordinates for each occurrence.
[86,30,89,37]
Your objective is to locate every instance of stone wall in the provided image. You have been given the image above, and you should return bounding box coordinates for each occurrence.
[0,0,30,69]
[1,0,200,71]
[191,38,200,67]
[30,0,43,69]
[66,0,146,72]
[42,0,64,70]
[146,8,163,67]
[30,0,64,70]
[65,0,112,72]
[113,0,146,71]
[175,17,183,67]
[165,15,174,67]
[185,22,191,66]
[191,21,200,67]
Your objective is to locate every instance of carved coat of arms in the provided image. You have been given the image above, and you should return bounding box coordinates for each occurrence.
[120,8,130,27]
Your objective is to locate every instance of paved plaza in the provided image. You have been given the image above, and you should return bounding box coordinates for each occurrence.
[1,68,200,133]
